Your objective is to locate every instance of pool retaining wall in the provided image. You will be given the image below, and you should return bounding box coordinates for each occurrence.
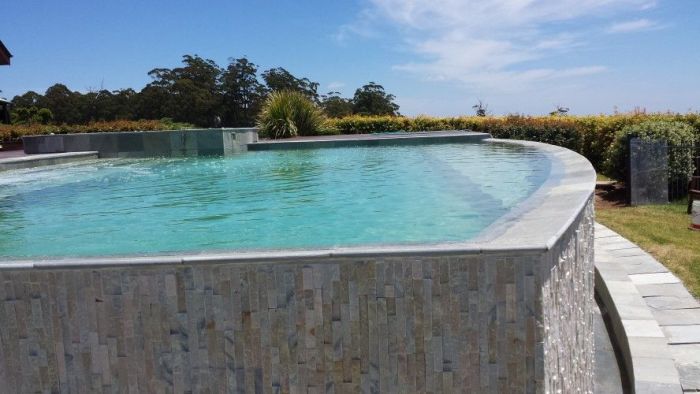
[22,128,258,158]
[0,136,596,393]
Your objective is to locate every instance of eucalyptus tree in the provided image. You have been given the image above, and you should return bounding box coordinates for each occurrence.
[143,54,223,126]
[320,91,353,118]
[262,67,319,102]
[220,57,266,126]
[352,82,399,116]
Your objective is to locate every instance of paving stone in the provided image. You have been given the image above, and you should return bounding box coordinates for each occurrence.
[597,265,634,281]
[662,326,700,344]
[637,283,694,298]
[633,380,683,393]
[616,255,668,275]
[678,363,700,392]
[667,344,700,391]
[645,296,700,311]
[623,320,665,338]
[608,248,648,257]
[629,272,680,286]
[634,356,681,384]
[652,308,700,326]
[596,223,699,393]
[626,336,671,358]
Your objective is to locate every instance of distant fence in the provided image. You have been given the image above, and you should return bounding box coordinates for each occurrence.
[628,138,700,205]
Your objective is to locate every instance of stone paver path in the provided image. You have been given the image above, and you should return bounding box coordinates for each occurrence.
[596,223,700,393]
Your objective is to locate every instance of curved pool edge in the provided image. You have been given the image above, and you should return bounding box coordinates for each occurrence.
[0,132,598,393]
[0,134,595,268]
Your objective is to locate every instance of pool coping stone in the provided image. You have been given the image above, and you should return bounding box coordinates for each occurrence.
[0,151,99,171]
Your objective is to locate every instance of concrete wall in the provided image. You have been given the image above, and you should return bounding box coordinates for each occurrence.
[0,151,98,172]
[0,199,594,393]
[22,128,258,158]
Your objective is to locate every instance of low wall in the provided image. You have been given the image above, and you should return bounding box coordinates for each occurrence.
[22,128,258,158]
[0,137,596,393]
[0,151,98,171]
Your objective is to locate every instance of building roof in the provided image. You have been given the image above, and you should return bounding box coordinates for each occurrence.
[0,40,12,65]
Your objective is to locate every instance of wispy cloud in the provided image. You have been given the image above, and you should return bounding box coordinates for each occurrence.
[606,18,660,33]
[342,0,658,91]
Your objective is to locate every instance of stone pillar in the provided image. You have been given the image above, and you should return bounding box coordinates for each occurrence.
[629,138,668,205]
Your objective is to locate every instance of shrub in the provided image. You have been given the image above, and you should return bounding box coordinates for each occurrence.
[478,115,583,151]
[256,90,325,139]
[330,115,408,134]
[604,120,698,182]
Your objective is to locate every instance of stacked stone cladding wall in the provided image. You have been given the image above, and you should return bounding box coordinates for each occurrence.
[542,197,596,393]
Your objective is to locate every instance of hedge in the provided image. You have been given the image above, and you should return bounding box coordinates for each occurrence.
[3,113,699,178]
[0,119,193,144]
[326,114,700,173]
[604,120,697,182]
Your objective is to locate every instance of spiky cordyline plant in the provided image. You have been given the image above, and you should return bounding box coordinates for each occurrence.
[256,90,325,139]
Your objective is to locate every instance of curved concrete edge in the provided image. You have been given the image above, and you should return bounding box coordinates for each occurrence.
[476,138,596,249]
[594,223,685,393]
[0,151,98,171]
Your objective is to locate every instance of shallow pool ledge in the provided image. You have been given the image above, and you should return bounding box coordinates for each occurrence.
[0,135,596,393]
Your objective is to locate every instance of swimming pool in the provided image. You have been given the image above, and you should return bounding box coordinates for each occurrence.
[0,132,596,393]
[0,142,549,258]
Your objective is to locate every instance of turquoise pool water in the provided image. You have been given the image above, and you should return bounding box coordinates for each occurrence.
[0,143,550,258]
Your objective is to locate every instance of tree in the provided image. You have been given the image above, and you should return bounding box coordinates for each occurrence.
[135,85,173,121]
[43,84,83,124]
[11,106,53,125]
[352,82,399,116]
[261,67,319,102]
[220,57,267,126]
[472,100,488,117]
[320,92,353,118]
[11,91,43,108]
[144,54,223,126]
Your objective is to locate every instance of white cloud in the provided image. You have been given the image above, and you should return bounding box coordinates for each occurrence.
[606,18,659,33]
[343,0,656,91]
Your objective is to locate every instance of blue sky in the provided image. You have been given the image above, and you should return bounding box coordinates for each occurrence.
[1,0,699,116]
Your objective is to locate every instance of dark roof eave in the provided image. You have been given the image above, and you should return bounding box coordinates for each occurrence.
[0,40,12,65]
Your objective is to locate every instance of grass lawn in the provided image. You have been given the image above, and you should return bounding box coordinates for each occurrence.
[596,173,615,182]
[596,200,700,297]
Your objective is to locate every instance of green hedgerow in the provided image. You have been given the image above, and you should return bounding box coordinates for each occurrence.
[256,90,325,139]
[604,119,698,182]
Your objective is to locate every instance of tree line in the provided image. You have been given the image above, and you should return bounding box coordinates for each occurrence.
[9,54,400,127]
